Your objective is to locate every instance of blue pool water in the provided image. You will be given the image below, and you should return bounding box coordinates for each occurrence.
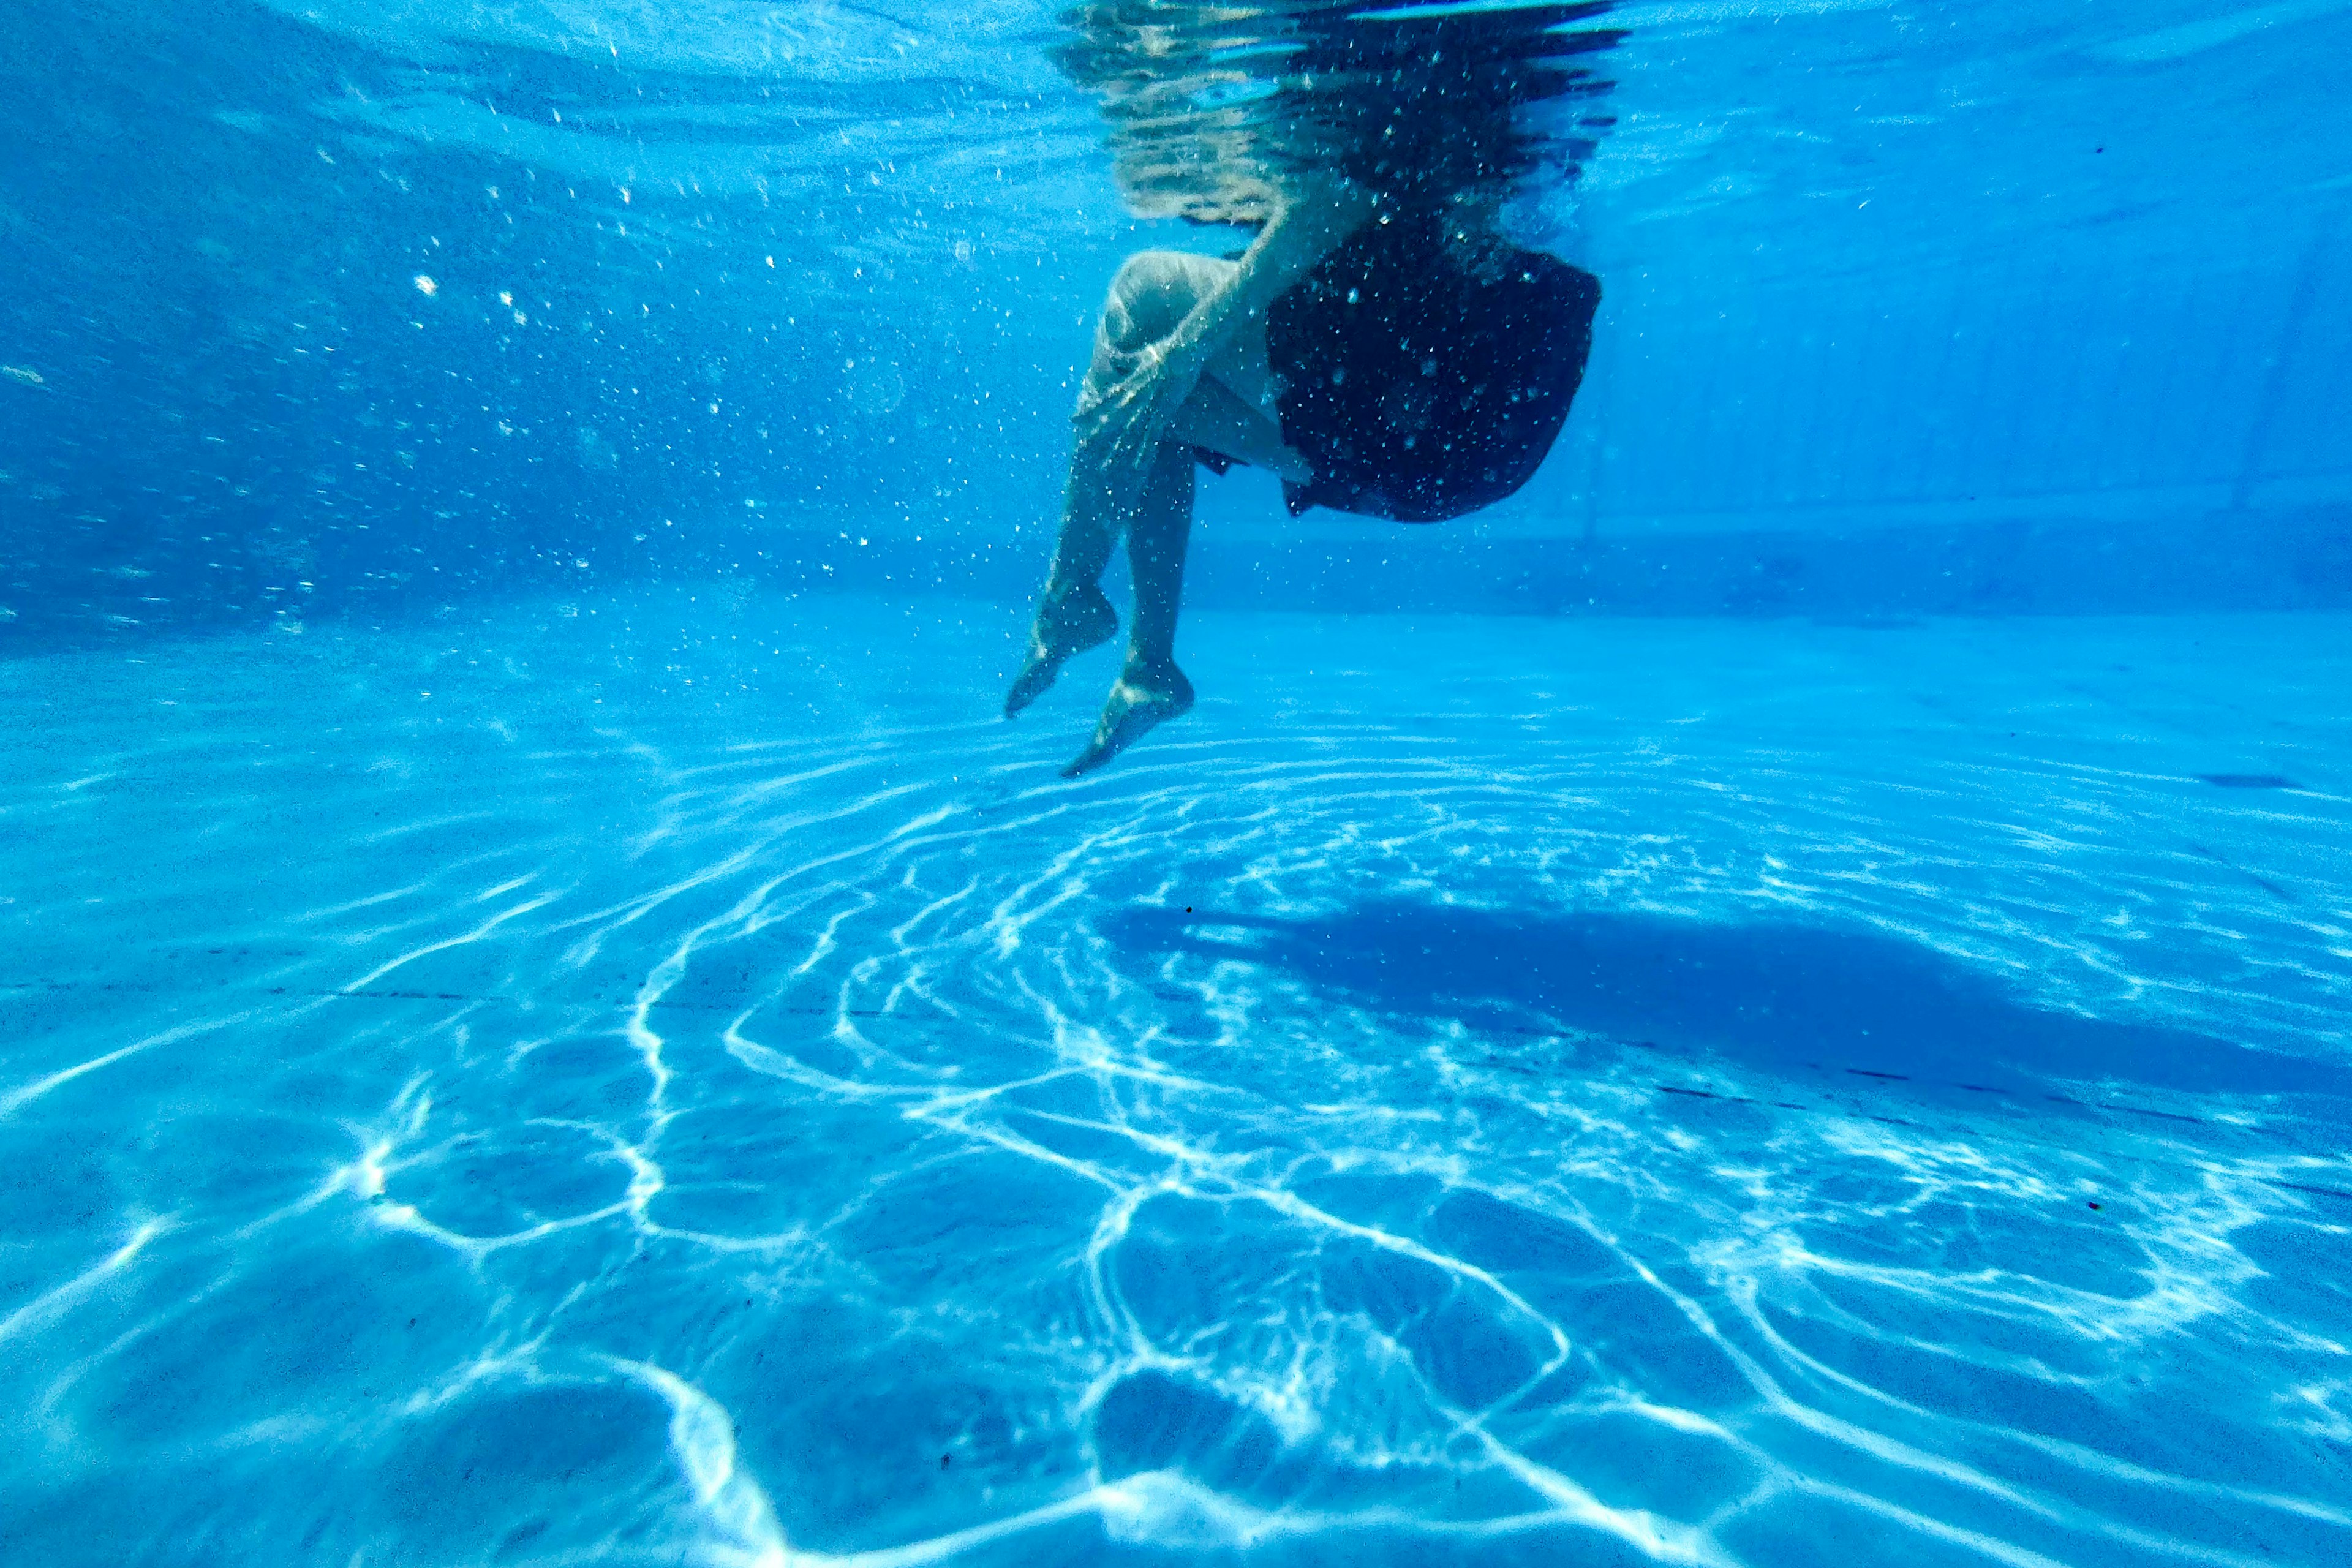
[4,2,2351,1565]
[7,601,2348,1564]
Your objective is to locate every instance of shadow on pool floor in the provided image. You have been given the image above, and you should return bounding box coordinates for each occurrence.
[1101,900,2352,1104]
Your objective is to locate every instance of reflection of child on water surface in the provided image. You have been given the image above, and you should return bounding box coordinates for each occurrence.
[1005,175,1600,775]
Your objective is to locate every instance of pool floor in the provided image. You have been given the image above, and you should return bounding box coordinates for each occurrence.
[4,595,2348,1566]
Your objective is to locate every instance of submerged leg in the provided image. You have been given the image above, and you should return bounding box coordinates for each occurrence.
[1061,441,1197,778]
[1006,251,1232,719]
[1175,374,1313,484]
[1002,482,1120,717]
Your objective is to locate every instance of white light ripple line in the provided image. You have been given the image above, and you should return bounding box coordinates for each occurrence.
[0,1013,252,1120]
[0,1217,172,1346]
[594,1355,789,1566]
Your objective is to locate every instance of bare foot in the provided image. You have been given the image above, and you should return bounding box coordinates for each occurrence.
[1004,584,1117,717]
[1060,660,1195,777]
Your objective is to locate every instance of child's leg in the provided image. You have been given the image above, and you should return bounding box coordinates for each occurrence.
[1008,252,1233,717]
[1121,437,1197,677]
[1060,439,1198,778]
[1170,375,1313,483]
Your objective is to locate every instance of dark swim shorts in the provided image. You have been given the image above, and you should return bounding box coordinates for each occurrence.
[1263,211,1599,522]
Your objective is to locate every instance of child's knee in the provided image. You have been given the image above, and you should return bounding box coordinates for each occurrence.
[1104,252,1210,349]
[1112,250,1199,296]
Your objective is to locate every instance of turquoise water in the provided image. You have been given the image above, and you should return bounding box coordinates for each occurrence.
[4,3,2350,1565]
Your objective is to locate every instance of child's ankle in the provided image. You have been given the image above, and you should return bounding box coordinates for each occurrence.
[1044,580,1110,615]
[1120,653,1188,692]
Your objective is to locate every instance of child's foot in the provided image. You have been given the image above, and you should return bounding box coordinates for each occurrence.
[1061,660,1194,777]
[1004,584,1117,717]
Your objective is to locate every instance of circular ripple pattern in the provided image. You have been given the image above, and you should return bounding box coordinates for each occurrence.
[3,593,2348,1567]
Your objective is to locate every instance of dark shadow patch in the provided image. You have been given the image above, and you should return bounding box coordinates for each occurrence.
[1102,900,2352,1101]
[2198,774,2303,790]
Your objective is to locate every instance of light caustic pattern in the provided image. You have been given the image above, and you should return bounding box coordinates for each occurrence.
[2,595,2350,1566]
